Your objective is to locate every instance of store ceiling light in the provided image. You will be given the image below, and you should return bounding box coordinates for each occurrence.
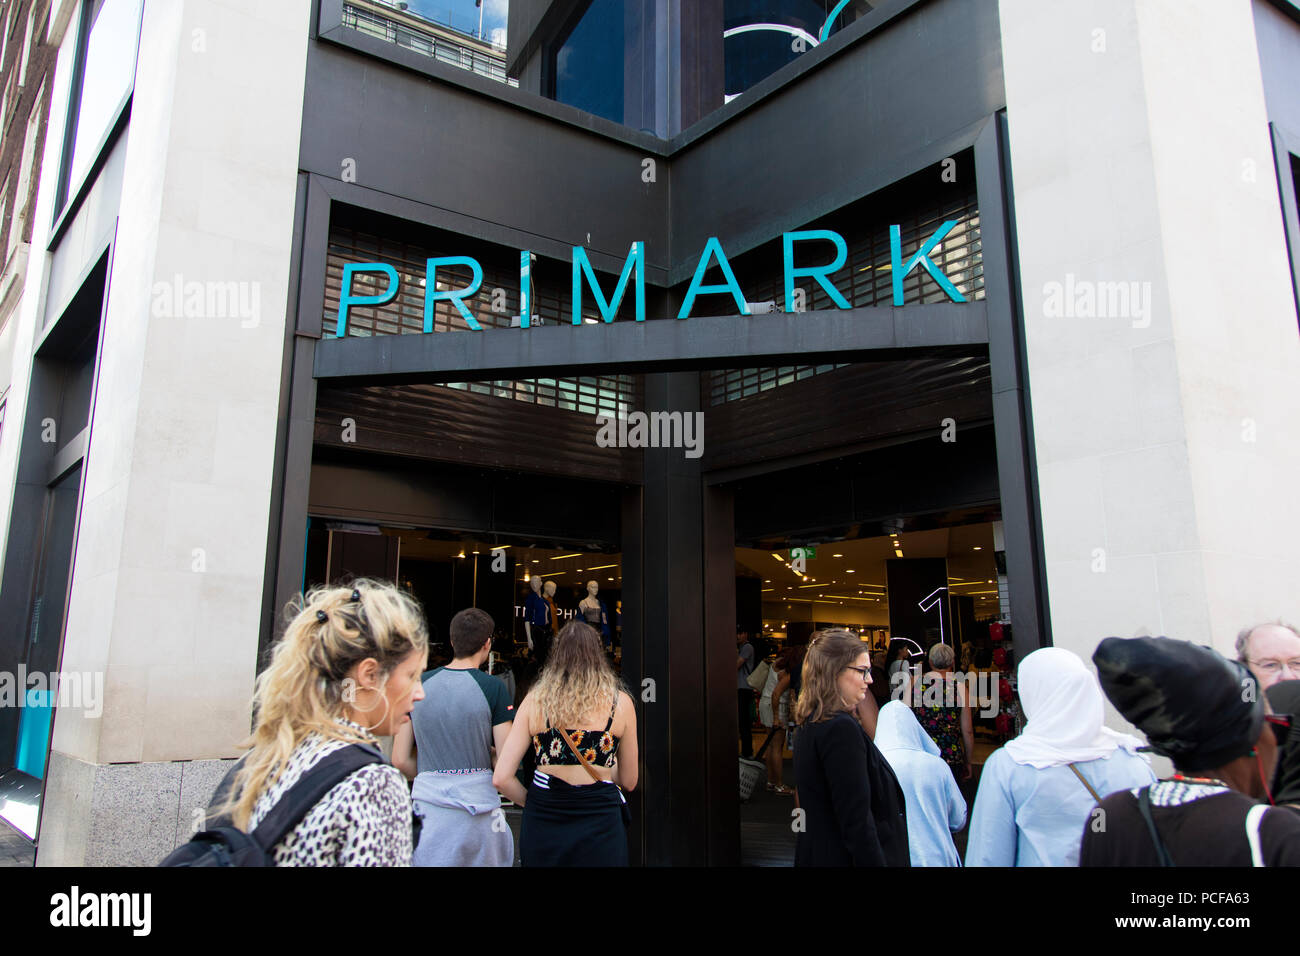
[587,564,618,571]
[894,549,904,558]
[973,546,982,551]
[832,553,843,558]
[552,554,582,560]
[771,553,785,562]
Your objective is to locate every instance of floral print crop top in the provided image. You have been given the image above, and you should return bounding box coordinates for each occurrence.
[533,698,620,768]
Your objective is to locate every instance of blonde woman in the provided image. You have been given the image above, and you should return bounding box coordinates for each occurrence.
[494,620,638,866]
[208,579,428,866]
[793,629,909,866]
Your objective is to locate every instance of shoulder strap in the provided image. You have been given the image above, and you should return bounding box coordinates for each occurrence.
[556,721,604,784]
[248,743,386,851]
[1137,785,1175,867]
[604,695,617,732]
[1245,804,1269,867]
[1067,763,1104,804]
[207,753,251,820]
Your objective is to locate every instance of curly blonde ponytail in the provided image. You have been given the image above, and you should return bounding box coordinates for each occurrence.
[212,578,427,830]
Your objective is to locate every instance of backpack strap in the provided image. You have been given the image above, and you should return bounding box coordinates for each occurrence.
[1245,804,1269,867]
[248,743,386,851]
[1136,786,1175,867]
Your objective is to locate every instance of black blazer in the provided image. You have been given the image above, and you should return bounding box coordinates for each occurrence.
[793,710,910,866]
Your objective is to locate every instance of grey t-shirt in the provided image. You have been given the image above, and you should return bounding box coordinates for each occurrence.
[737,642,754,689]
[412,666,515,773]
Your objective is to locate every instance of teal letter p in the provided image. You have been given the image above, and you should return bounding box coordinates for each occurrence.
[337,263,399,337]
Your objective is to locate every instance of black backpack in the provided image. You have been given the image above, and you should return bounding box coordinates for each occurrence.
[159,743,385,866]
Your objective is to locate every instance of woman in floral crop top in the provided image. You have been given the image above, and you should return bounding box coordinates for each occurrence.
[494,620,639,866]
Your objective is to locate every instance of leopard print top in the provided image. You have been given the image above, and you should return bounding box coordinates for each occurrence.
[246,719,412,867]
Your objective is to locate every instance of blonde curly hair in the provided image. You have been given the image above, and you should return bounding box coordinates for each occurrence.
[212,579,427,830]
[531,620,623,728]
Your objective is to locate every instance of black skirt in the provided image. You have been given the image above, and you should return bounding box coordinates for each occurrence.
[520,771,629,867]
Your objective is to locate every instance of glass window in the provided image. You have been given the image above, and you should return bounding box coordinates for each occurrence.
[552,0,662,134]
[341,0,518,88]
[724,0,875,102]
[58,0,144,213]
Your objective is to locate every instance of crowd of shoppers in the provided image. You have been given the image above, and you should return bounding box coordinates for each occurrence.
[187,577,1300,868]
[790,623,1300,867]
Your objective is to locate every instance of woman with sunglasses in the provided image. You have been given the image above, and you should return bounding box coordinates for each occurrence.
[793,629,909,866]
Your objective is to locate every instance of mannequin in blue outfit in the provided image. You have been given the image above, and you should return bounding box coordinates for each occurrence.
[524,576,553,666]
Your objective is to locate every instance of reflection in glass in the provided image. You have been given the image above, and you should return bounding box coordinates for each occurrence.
[724,0,874,102]
[64,0,144,200]
[552,0,661,135]
[342,0,518,87]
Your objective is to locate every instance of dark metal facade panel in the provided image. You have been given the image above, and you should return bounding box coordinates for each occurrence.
[975,113,1052,658]
[731,424,1002,545]
[704,355,993,471]
[299,43,672,275]
[666,0,1005,278]
[313,301,989,384]
[314,381,643,483]
[308,454,625,545]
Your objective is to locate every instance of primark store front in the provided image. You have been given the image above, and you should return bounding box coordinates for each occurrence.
[9,0,1299,866]
[277,0,1045,866]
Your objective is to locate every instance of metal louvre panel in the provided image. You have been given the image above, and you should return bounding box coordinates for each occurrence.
[707,187,982,406]
[704,356,992,471]
[315,381,642,483]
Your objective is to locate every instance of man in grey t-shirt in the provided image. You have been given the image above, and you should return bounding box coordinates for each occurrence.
[393,607,516,866]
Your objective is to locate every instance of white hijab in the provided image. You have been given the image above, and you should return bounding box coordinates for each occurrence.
[1003,647,1145,768]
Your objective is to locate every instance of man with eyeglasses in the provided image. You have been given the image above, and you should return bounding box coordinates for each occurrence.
[1236,621,1300,689]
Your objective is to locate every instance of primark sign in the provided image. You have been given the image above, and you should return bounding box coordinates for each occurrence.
[334,222,968,335]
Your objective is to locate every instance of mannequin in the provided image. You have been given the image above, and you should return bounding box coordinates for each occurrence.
[578,580,611,647]
[524,576,551,664]
[542,581,561,662]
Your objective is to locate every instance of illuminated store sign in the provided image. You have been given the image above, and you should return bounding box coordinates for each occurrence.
[335,220,967,336]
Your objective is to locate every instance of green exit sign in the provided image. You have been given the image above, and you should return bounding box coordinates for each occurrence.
[791,547,817,560]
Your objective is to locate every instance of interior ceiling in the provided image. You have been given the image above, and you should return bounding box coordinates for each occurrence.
[739,522,1001,611]
[383,529,624,587]
[384,520,1001,610]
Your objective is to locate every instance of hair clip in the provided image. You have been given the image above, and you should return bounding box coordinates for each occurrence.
[316,610,329,623]
[351,588,361,603]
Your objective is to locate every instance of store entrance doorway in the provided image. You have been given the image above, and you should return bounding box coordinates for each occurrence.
[720,433,1013,866]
